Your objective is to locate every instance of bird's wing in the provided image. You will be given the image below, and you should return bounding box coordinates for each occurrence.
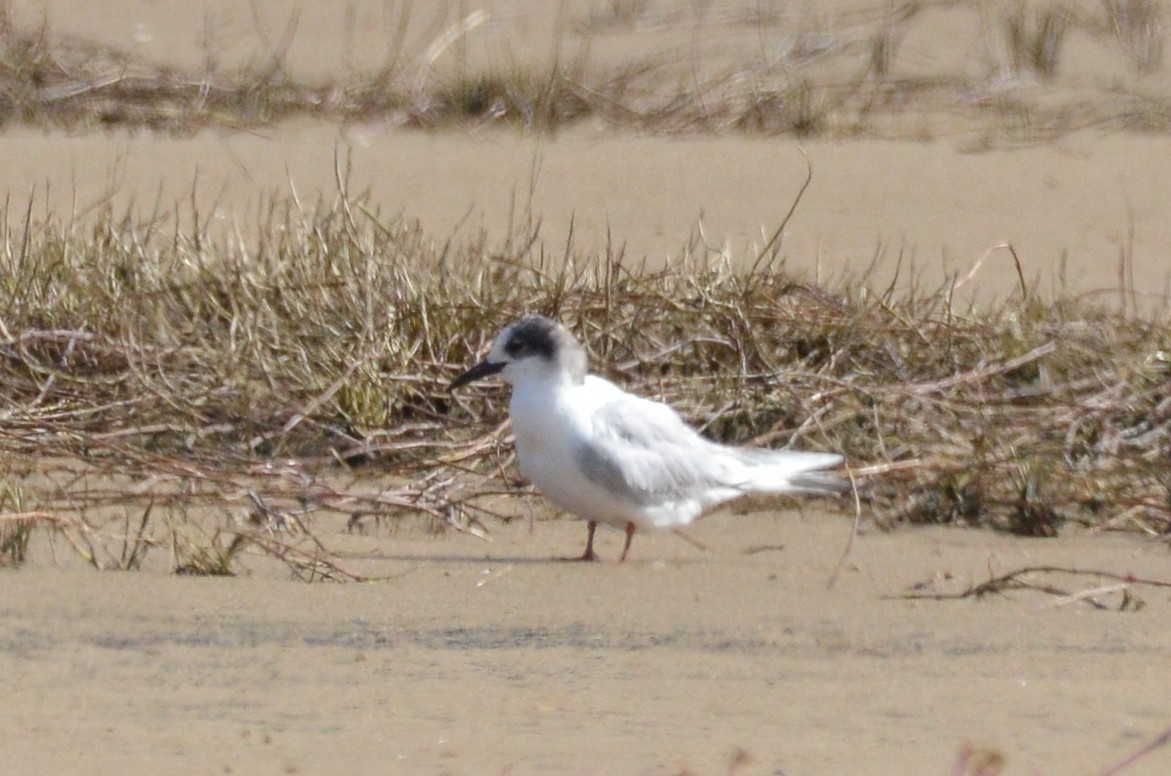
[573,393,737,506]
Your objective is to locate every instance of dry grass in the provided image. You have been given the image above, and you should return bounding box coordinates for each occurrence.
[0,1,1169,140]
[1,0,1171,575]
[1001,2,1073,80]
[0,168,1169,575]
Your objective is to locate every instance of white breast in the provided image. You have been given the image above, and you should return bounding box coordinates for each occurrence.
[508,376,647,530]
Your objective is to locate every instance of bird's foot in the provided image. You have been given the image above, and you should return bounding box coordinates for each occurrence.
[560,520,600,562]
[561,548,600,562]
[619,522,636,562]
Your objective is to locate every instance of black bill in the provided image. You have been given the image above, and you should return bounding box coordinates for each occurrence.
[449,359,506,390]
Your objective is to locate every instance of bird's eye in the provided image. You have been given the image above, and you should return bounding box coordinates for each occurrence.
[504,338,525,357]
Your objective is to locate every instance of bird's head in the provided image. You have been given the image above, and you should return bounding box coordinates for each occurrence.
[450,315,587,390]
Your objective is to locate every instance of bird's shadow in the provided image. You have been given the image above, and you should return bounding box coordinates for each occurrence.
[345,550,712,566]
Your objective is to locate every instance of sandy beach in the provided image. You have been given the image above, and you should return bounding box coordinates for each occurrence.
[3,2,1171,774]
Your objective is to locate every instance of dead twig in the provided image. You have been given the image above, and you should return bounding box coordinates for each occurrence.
[1099,725,1171,776]
[900,565,1171,610]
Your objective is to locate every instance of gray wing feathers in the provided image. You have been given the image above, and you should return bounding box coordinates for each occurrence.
[575,397,843,506]
[574,398,733,506]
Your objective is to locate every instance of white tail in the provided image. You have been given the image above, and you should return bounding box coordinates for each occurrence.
[731,448,845,495]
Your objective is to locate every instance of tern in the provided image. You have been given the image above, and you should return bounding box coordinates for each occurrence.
[450,315,843,561]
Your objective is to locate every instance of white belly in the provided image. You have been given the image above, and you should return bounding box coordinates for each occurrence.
[508,378,707,532]
[512,423,641,530]
[508,380,651,530]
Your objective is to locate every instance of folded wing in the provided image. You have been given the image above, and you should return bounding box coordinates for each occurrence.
[575,393,842,508]
[574,395,739,508]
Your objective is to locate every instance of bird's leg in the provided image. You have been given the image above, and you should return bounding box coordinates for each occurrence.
[575,520,599,562]
[619,522,636,562]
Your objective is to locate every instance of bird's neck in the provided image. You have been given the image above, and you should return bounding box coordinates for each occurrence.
[509,371,581,432]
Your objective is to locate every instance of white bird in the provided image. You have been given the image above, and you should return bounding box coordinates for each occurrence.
[450,315,843,561]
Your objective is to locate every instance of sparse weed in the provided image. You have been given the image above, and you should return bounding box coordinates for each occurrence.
[0,1,1163,141]
[171,523,246,576]
[1104,0,1165,74]
[0,515,33,565]
[1002,1,1073,79]
[0,483,31,564]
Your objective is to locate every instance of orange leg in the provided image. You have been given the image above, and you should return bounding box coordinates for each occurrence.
[619,522,636,562]
[575,520,599,562]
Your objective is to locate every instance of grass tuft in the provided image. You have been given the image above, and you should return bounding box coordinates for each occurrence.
[1002,2,1073,80]
[0,177,1169,575]
[1104,0,1165,74]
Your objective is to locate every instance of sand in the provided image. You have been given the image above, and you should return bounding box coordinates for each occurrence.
[5,516,1171,775]
[3,2,1171,774]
